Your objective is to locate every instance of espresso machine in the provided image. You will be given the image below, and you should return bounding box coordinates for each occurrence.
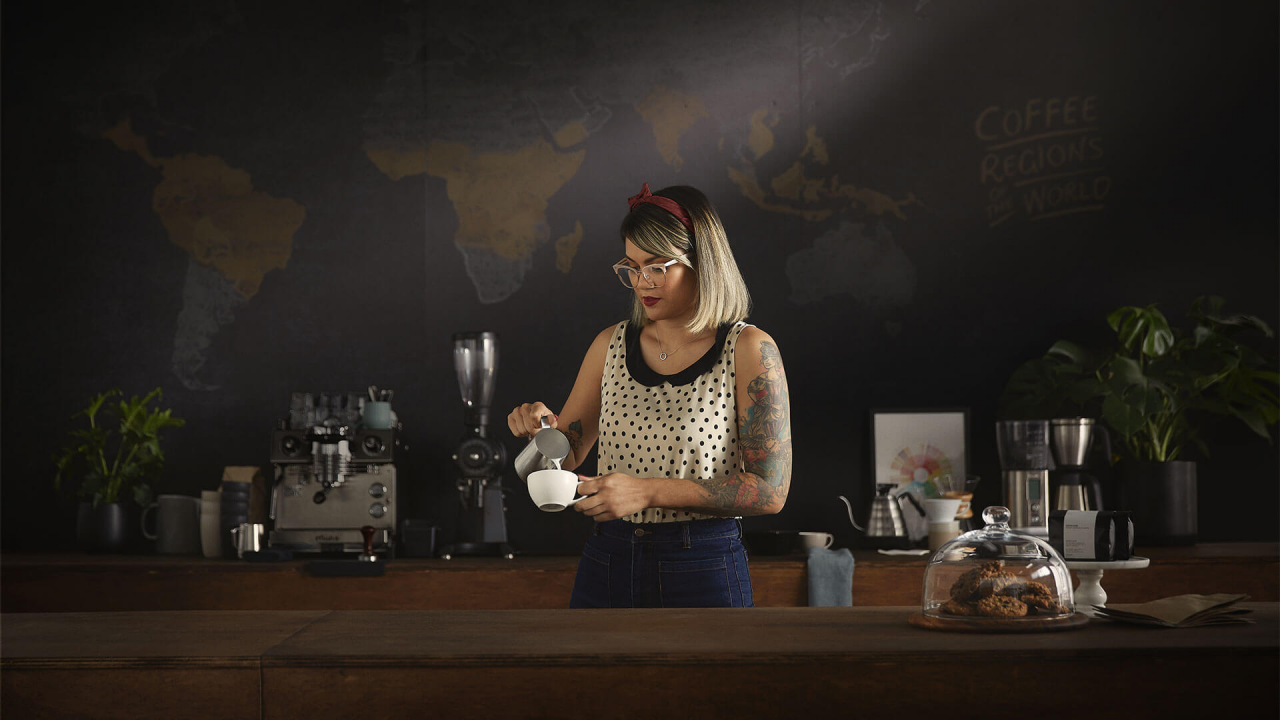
[1050,417,1111,511]
[996,420,1052,536]
[439,332,516,560]
[269,392,401,555]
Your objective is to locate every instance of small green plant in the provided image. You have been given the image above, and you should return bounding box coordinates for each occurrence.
[1001,296,1279,462]
[54,388,185,507]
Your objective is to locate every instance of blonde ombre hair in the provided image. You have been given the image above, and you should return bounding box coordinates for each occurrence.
[619,185,751,334]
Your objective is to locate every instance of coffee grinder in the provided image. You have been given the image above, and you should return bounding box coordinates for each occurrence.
[996,420,1052,536]
[1050,417,1110,511]
[439,332,516,560]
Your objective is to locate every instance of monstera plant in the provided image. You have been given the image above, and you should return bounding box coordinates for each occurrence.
[1002,296,1278,460]
[1000,296,1278,543]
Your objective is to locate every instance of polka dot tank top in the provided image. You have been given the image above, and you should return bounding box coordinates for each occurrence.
[598,320,750,524]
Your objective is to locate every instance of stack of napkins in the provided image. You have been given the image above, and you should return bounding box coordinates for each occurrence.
[1093,593,1253,627]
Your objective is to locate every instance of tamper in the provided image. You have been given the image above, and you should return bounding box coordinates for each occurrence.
[359,525,379,563]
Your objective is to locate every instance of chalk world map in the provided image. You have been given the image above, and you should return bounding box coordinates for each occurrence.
[95,0,925,389]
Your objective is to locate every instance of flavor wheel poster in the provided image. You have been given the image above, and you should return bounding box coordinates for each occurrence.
[872,410,968,541]
[890,443,954,493]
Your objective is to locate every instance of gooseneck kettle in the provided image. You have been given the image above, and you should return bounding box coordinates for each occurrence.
[840,483,926,549]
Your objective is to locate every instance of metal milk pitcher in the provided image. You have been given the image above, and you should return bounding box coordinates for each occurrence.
[513,416,570,483]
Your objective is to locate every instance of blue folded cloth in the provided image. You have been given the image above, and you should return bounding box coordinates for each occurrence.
[806,546,855,607]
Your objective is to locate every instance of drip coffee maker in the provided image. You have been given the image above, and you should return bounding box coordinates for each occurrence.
[996,420,1052,536]
[1050,417,1111,511]
[439,332,515,560]
[934,473,982,532]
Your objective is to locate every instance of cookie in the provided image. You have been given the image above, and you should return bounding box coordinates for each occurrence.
[998,580,1053,600]
[1023,593,1066,614]
[1025,603,1069,616]
[948,561,1005,601]
[940,600,978,617]
[977,595,1028,618]
[977,572,1018,598]
[998,582,1027,598]
[993,579,1054,597]
[1021,581,1053,598]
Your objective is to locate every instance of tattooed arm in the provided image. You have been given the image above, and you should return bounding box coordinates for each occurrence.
[508,326,609,473]
[554,327,611,472]
[688,327,791,515]
[611,327,791,518]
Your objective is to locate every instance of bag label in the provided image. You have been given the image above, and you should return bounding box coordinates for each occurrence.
[1063,510,1095,559]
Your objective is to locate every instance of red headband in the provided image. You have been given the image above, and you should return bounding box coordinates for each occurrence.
[627,183,693,231]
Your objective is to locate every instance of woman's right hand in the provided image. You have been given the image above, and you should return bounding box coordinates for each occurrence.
[507,402,558,438]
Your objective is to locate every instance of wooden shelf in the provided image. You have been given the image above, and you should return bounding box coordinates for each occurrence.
[2,543,1275,612]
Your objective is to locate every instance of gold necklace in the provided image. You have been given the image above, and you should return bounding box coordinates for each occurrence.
[656,331,710,361]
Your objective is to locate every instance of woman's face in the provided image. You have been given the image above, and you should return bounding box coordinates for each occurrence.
[622,238,697,323]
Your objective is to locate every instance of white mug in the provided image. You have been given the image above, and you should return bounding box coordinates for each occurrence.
[799,531,834,549]
[528,469,588,512]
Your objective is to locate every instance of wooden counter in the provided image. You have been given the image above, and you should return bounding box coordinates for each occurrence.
[3,605,1276,719]
[2,543,1275,611]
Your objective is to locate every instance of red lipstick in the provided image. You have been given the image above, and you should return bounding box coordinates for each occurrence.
[642,296,659,307]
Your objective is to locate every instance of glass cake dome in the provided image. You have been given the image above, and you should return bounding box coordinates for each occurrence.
[922,506,1075,620]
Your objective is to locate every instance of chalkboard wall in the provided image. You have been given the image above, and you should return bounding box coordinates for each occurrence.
[4,1,1276,555]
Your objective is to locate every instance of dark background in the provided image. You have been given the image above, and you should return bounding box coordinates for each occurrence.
[3,1,1277,555]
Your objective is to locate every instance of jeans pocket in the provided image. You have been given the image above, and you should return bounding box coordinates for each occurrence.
[658,556,732,608]
[570,542,611,608]
[732,546,755,608]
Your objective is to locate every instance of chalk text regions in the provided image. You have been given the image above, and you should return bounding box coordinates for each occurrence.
[980,134,1103,185]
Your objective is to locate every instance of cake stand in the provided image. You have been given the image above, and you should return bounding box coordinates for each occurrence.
[1065,556,1150,617]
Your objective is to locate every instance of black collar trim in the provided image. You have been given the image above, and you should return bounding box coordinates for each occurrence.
[624,322,733,387]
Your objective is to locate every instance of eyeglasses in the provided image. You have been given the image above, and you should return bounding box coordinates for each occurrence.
[611,258,684,289]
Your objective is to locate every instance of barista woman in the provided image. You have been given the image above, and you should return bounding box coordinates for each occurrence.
[507,183,792,608]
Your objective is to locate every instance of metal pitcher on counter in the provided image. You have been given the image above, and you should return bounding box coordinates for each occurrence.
[839,483,926,550]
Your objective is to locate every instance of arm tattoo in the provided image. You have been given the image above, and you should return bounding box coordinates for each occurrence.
[689,340,793,514]
[565,419,584,457]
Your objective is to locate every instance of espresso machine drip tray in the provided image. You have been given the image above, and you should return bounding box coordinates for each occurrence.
[271,527,391,554]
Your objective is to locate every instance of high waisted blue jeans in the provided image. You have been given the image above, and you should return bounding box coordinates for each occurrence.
[569,518,754,608]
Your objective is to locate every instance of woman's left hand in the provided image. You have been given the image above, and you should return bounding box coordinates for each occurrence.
[573,473,652,522]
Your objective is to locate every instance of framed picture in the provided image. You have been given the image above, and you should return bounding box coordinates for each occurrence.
[869,408,970,541]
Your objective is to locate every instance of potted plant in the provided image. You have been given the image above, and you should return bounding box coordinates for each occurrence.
[54,388,185,552]
[1000,296,1278,544]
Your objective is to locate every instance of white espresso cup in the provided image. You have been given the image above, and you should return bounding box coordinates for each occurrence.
[799,531,834,549]
[528,469,588,512]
